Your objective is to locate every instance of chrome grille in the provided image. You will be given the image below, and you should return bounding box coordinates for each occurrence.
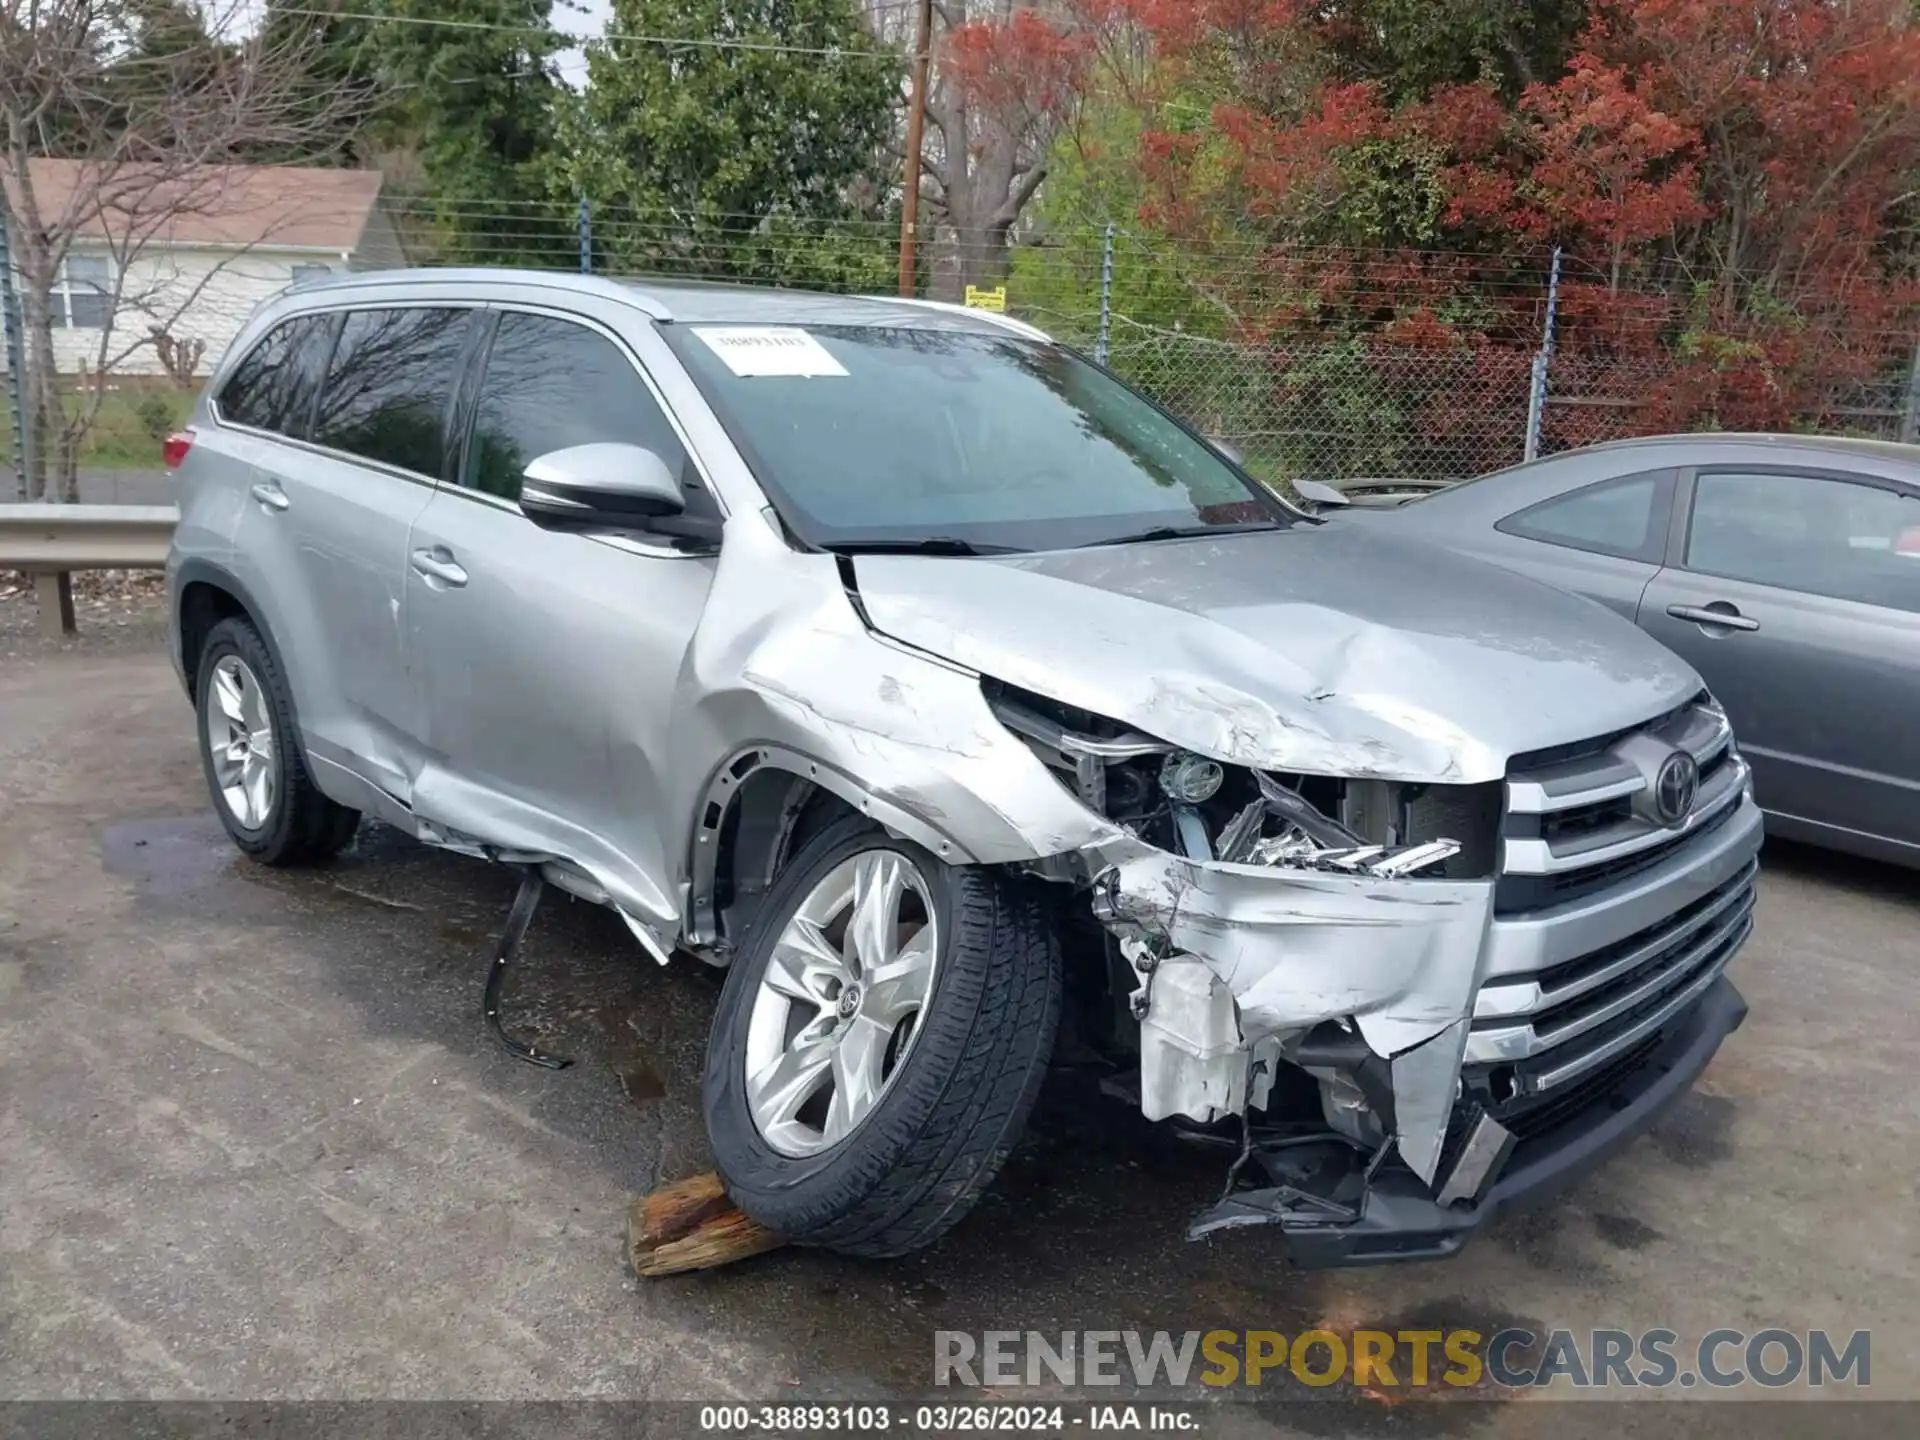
[1470,697,1757,1098]
[1497,697,1747,914]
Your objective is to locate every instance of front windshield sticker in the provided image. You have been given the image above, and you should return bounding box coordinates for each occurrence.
[692,326,849,378]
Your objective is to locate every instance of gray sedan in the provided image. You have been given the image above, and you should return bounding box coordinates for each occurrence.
[1335,434,1920,866]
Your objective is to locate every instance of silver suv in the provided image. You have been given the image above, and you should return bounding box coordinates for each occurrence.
[167,270,1762,1265]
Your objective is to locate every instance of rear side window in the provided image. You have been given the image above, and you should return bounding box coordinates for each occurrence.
[1688,470,1920,612]
[311,307,474,477]
[217,314,334,437]
[460,311,704,508]
[1497,470,1672,563]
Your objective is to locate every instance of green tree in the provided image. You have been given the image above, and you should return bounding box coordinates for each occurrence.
[372,0,572,265]
[554,0,898,284]
[252,1,386,165]
[1312,0,1590,103]
[1011,83,1238,341]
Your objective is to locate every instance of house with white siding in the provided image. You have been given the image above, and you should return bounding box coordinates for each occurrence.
[4,160,402,378]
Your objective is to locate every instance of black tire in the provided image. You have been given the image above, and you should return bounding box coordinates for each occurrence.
[195,616,360,866]
[703,816,1061,1257]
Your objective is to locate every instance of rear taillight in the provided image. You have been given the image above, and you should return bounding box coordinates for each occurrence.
[162,429,195,470]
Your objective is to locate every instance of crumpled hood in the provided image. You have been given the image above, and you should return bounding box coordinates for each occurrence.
[852,525,1701,784]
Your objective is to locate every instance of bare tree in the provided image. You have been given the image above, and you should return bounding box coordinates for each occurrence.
[919,0,1087,298]
[0,1,367,500]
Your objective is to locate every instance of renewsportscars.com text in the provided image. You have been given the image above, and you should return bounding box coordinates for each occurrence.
[934,1328,1870,1390]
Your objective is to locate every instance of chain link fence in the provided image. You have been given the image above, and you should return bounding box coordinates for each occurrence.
[8,194,1919,497]
[1090,321,1547,483]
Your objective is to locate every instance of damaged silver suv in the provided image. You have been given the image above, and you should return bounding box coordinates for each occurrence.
[167,270,1761,1265]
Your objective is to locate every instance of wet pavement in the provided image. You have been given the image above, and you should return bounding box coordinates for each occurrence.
[2,618,1916,1428]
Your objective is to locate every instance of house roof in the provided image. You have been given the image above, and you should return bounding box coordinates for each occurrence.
[13,159,384,253]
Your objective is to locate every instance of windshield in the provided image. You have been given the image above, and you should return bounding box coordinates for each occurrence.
[662,323,1295,551]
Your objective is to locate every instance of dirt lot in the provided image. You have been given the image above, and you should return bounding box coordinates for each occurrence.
[2,595,1915,1432]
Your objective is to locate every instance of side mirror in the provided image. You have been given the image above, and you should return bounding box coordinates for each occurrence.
[1292,478,1350,509]
[519,443,686,530]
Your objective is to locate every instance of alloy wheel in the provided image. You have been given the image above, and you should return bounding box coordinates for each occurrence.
[744,849,939,1157]
[205,655,277,830]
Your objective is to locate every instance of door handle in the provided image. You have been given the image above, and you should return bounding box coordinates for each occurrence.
[249,480,290,512]
[410,547,468,588]
[1667,602,1759,632]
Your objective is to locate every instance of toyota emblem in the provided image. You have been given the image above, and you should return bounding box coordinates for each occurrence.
[1653,751,1699,826]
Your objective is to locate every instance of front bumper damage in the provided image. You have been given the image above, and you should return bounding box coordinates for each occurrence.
[1193,977,1747,1267]
[1081,814,1752,1264]
[1090,836,1499,1189]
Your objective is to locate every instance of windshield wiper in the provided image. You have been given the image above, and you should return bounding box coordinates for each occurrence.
[1075,521,1284,549]
[821,537,1023,556]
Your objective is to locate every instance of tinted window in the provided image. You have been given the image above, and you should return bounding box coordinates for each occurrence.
[217,314,336,437]
[1687,471,1920,612]
[311,307,474,476]
[662,325,1285,552]
[1498,471,1669,561]
[462,312,699,505]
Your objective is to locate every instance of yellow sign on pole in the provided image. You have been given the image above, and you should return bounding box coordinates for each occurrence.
[963,285,1008,313]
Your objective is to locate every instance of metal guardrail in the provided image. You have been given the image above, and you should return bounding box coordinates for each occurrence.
[0,504,177,638]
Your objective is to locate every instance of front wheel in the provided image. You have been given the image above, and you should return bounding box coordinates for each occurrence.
[702,816,1061,1257]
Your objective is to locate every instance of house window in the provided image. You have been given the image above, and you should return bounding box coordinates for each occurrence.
[54,254,113,328]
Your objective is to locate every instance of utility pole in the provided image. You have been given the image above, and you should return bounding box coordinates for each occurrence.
[897,0,934,298]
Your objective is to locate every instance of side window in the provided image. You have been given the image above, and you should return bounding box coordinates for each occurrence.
[1686,471,1920,613]
[1497,471,1671,562]
[216,314,335,437]
[461,312,707,510]
[311,307,474,477]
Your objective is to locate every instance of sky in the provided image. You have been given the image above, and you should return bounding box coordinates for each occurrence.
[554,0,612,86]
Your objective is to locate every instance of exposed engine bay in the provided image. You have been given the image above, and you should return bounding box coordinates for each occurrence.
[984,679,1514,1226]
[985,680,1500,880]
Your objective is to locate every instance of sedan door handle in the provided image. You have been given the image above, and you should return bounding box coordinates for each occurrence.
[410,547,469,588]
[1667,602,1759,632]
[249,480,290,511]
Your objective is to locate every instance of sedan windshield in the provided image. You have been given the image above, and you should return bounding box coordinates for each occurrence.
[663,323,1294,552]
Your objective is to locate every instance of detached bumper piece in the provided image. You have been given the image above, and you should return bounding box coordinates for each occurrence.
[1186,977,1747,1268]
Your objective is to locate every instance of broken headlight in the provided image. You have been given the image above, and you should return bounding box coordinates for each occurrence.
[984,680,1497,878]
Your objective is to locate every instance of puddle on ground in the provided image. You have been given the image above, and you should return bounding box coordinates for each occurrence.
[97,813,298,921]
[100,813,238,891]
[98,814,456,927]
[618,1062,667,1106]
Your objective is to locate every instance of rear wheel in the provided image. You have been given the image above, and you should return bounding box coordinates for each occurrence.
[703,816,1061,1256]
[195,616,359,865]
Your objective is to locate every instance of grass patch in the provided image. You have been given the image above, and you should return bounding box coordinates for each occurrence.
[1,381,196,472]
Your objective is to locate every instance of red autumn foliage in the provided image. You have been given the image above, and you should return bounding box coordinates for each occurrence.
[1115,0,1920,445]
[944,8,1092,128]
[1517,53,1708,258]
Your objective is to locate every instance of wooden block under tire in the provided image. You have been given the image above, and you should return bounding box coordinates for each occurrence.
[628,1173,785,1276]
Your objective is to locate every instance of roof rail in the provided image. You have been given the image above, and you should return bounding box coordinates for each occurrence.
[279,266,675,320]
